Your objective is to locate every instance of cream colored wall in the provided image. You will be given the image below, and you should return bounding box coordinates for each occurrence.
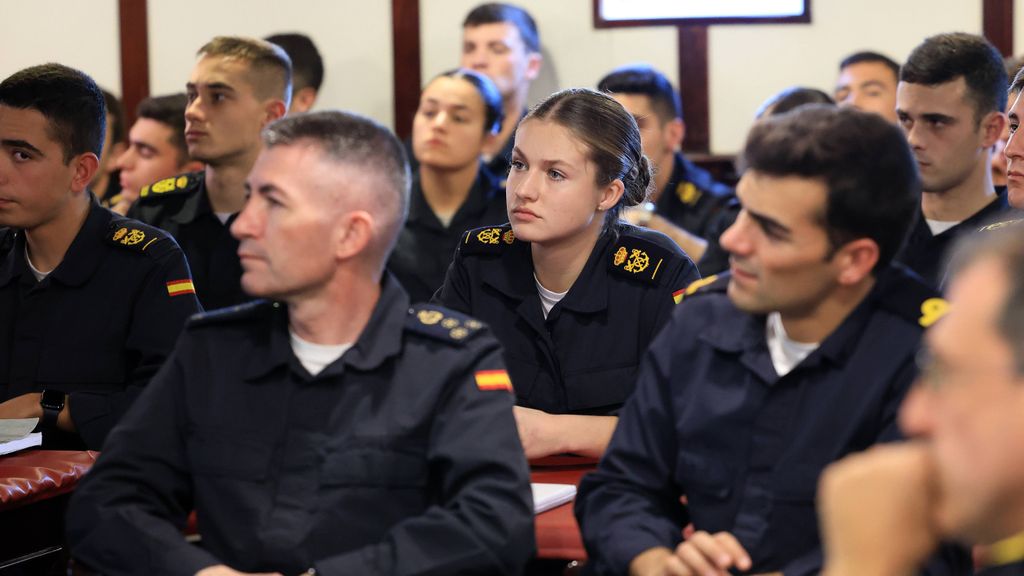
[0,1,1014,154]
[709,0,982,153]
[0,0,121,95]
[147,0,393,127]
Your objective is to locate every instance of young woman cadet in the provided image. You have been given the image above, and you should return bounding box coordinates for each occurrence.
[388,69,509,302]
[434,88,700,458]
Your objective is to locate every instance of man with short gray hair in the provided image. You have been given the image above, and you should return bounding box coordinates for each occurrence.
[67,111,535,576]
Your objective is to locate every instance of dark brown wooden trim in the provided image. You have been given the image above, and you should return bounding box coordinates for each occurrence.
[392,0,422,140]
[983,0,1014,57]
[594,0,809,28]
[678,26,710,154]
[118,0,149,136]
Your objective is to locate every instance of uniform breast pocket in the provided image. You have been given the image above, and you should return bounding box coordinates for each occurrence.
[677,452,733,501]
[187,434,271,481]
[320,446,428,489]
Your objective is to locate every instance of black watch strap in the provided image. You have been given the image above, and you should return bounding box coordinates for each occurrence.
[40,390,65,430]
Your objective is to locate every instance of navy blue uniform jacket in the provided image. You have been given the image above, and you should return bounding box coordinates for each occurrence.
[575,268,969,575]
[67,275,535,576]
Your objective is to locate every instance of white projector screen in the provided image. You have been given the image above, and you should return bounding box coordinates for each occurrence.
[594,0,810,26]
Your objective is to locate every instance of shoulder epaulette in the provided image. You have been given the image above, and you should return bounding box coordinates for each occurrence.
[405,304,486,345]
[607,233,681,285]
[672,274,726,304]
[138,171,202,200]
[459,224,516,256]
[878,269,947,328]
[188,300,272,328]
[105,217,173,257]
[978,217,1024,233]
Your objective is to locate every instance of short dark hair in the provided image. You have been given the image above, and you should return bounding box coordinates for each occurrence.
[901,33,1008,121]
[136,93,190,164]
[262,111,410,254]
[740,105,919,272]
[839,51,901,79]
[463,3,540,53]
[264,33,324,92]
[198,36,293,105]
[525,88,651,228]
[597,65,683,124]
[756,86,835,119]
[0,63,106,163]
[100,88,125,145]
[431,68,504,134]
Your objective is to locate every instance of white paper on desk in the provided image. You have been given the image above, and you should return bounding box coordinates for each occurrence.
[532,483,576,514]
[0,418,42,456]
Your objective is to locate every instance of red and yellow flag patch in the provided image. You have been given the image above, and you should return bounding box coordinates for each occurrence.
[672,288,685,304]
[475,369,513,392]
[166,279,196,297]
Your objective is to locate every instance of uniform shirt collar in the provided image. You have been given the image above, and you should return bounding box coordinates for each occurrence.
[244,273,410,381]
[480,228,612,315]
[0,197,109,289]
[407,163,500,229]
[699,266,908,380]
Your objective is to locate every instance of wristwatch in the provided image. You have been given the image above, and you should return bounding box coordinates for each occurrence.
[636,201,657,227]
[39,390,66,430]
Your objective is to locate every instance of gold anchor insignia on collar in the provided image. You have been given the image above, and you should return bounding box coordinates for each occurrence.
[476,227,502,244]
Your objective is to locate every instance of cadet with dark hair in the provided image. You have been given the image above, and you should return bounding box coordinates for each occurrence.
[129,36,291,310]
[598,65,737,276]
[435,88,698,459]
[460,2,543,179]
[835,51,901,123]
[896,32,1009,288]
[67,110,535,576]
[389,68,508,302]
[0,64,199,450]
[265,32,324,113]
[109,93,203,214]
[576,106,969,575]
[756,86,835,118]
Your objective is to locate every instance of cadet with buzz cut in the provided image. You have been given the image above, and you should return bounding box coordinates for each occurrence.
[0,64,200,451]
[129,36,291,311]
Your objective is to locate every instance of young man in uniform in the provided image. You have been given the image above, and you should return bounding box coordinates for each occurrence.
[108,93,202,214]
[575,106,968,575]
[129,36,290,310]
[598,64,736,275]
[67,110,535,576]
[0,64,199,450]
[895,33,1009,288]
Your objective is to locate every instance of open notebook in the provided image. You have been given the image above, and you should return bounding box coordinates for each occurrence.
[532,483,577,514]
[0,418,42,456]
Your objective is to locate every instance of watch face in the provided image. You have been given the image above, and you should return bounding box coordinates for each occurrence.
[40,390,65,410]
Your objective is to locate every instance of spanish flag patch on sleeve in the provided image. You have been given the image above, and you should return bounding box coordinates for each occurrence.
[475,369,513,392]
[672,288,685,304]
[166,279,196,297]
